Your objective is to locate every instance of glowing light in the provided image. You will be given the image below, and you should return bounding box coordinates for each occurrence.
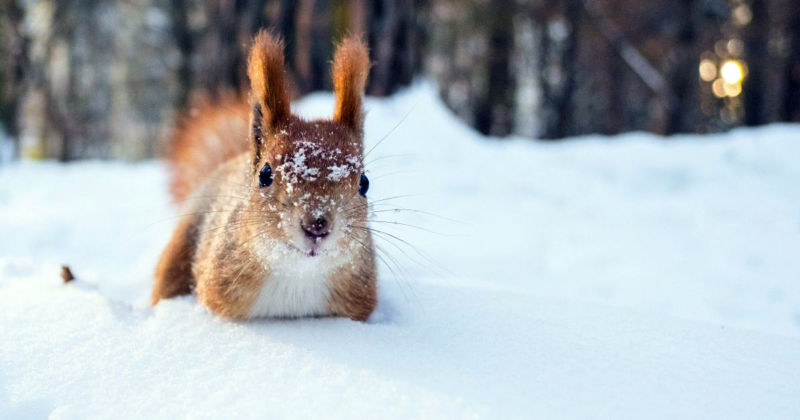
[723,81,742,97]
[720,60,745,84]
[727,39,744,56]
[733,5,752,26]
[699,59,717,82]
[712,79,727,98]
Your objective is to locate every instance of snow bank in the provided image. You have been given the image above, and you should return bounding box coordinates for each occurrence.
[1,83,799,418]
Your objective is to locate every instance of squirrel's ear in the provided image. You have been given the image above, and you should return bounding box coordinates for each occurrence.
[332,35,370,130]
[247,30,290,136]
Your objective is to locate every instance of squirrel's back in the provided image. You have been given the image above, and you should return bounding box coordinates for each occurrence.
[167,97,250,202]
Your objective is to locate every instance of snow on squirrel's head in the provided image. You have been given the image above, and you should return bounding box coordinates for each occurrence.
[245,30,371,258]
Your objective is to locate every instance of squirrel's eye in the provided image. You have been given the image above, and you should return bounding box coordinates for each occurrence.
[359,173,369,197]
[259,163,273,187]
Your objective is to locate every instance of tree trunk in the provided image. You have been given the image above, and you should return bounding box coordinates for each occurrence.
[554,0,580,138]
[367,0,420,96]
[474,0,515,136]
[0,0,26,144]
[665,0,697,134]
[743,0,768,126]
[536,0,580,139]
[168,0,193,110]
[782,2,800,122]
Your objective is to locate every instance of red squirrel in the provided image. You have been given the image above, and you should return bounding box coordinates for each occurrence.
[151,30,377,321]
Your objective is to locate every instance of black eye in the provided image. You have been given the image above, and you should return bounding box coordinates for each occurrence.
[259,163,273,187]
[359,173,369,197]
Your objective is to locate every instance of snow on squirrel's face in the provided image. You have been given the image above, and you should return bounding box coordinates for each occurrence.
[250,118,369,259]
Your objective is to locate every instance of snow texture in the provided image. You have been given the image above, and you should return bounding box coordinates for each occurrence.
[275,140,360,188]
[275,141,321,184]
[1,83,799,418]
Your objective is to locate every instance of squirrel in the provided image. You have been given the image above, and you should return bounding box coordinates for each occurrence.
[151,30,377,321]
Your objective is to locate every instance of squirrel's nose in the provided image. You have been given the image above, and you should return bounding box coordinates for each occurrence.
[302,217,329,239]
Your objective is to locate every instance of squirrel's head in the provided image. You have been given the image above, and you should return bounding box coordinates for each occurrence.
[245,30,371,258]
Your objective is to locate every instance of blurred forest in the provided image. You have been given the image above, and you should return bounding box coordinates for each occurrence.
[0,0,799,160]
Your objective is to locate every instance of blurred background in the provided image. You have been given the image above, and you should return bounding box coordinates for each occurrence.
[0,0,799,160]
[0,3,799,412]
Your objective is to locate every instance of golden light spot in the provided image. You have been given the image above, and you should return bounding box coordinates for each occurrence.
[720,60,745,84]
[727,38,744,56]
[733,4,752,26]
[712,79,727,98]
[723,81,742,97]
[699,59,717,82]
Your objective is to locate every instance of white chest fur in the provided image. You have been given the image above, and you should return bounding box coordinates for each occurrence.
[248,247,336,318]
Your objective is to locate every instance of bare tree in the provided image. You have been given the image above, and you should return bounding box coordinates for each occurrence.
[367,0,421,96]
[0,0,25,146]
[781,1,800,122]
[664,0,698,134]
[743,0,768,125]
[474,0,515,135]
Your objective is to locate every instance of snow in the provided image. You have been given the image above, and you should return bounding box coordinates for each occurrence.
[275,142,321,184]
[326,163,354,181]
[1,82,800,418]
[274,139,360,186]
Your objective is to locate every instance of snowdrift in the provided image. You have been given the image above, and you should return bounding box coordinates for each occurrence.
[1,83,799,418]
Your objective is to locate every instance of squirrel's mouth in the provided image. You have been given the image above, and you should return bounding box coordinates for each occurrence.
[285,241,326,258]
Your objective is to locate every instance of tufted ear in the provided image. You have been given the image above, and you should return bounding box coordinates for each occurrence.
[332,35,370,131]
[247,30,290,140]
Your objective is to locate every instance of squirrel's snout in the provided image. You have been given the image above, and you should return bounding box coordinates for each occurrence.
[301,217,330,239]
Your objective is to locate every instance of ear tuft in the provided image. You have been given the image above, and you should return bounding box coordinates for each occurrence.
[332,35,370,130]
[247,30,290,130]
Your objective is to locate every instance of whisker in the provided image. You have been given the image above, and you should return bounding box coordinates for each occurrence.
[337,194,422,216]
[347,233,416,305]
[367,208,466,224]
[369,171,415,181]
[141,208,282,230]
[363,219,454,236]
[364,153,417,167]
[364,105,414,158]
[195,218,274,238]
[349,224,452,277]
[374,243,418,304]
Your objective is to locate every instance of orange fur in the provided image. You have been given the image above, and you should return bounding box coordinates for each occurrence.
[332,35,370,130]
[167,97,249,203]
[152,214,199,303]
[247,31,291,130]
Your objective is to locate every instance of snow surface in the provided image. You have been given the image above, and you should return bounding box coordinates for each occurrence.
[1,83,799,418]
